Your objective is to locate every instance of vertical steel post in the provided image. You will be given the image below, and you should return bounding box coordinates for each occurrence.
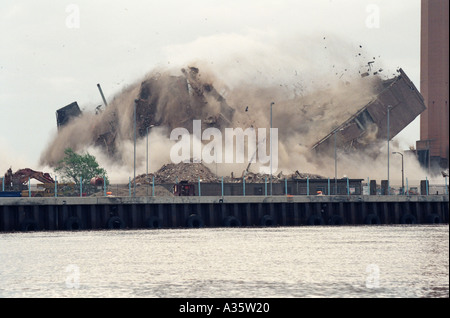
[152,176,155,197]
[445,177,448,195]
[270,102,274,196]
[133,100,137,198]
[406,177,409,195]
[285,178,288,196]
[334,131,337,194]
[221,176,224,197]
[307,177,309,196]
[393,152,405,194]
[28,177,31,197]
[401,154,404,195]
[146,125,155,197]
[265,177,267,196]
[147,127,149,197]
[387,105,391,195]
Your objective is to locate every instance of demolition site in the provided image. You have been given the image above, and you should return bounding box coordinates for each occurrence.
[0,61,448,231]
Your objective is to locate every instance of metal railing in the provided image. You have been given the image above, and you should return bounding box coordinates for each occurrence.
[1,177,448,197]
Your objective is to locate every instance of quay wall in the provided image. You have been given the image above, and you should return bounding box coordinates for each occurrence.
[0,195,448,232]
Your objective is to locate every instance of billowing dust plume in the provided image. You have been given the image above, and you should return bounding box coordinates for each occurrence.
[38,35,427,183]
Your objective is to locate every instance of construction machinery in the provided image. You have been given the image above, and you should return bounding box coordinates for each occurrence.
[3,168,55,192]
[3,168,77,197]
[90,176,105,187]
[173,180,196,196]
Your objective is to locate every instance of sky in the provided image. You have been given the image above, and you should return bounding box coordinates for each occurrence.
[0,0,422,177]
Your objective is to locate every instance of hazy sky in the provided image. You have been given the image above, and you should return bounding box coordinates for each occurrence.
[0,0,422,174]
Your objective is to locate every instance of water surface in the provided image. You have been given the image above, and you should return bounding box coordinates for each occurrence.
[0,225,448,298]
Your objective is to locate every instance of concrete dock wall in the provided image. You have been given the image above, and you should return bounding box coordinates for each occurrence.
[0,195,448,232]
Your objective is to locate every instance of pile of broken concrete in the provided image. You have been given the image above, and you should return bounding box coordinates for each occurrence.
[133,162,325,185]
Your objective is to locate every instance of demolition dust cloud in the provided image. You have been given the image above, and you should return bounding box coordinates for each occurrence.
[38,35,427,183]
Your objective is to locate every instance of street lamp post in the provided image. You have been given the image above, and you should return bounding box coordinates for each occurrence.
[334,130,337,195]
[387,105,392,195]
[393,152,404,195]
[270,102,275,196]
[146,125,155,196]
[333,128,344,195]
[133,100,137,198]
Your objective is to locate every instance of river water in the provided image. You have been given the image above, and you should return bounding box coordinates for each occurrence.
[0,225,448,298]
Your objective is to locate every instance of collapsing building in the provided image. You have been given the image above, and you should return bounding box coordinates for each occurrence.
[48,66,426,172]
[311,68,426,155]
[56,102,82,130]
[93,66,235,157]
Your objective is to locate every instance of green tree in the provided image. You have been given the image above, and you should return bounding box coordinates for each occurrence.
[55,148,109,189]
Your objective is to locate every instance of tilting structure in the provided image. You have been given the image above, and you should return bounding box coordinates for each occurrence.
[312,68,426,155]
[56,102,82,130]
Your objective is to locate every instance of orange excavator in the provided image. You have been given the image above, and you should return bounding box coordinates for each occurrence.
[2,168,90,197]
[3,168,55,192]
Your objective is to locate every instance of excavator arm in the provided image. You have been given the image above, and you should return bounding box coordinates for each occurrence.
[14,168,55,184]
[3,168,54,191]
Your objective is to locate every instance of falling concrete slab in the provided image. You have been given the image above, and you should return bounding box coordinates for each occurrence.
[56,102,82,130]
[311,68,426,154]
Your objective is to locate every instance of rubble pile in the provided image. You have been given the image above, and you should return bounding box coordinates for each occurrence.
[132,162,325,185]
[292,170,325,180]
[133,162,220,184]
[225,170,325,183]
